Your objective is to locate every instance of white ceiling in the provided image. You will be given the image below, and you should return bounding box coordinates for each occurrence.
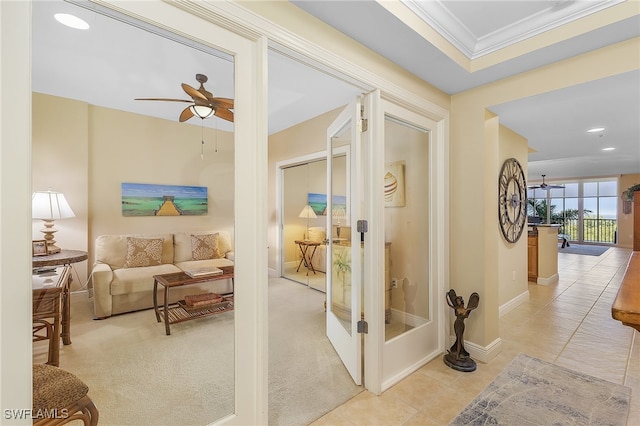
[32,1,639,182]
[293,0,640,182]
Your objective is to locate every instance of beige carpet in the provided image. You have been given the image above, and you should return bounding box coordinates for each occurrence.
[449,353,631,425]
[34,277,361,425]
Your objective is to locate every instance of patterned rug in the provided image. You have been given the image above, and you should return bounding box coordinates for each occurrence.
[450,354,631,425]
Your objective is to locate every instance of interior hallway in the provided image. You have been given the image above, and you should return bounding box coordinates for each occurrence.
[312,247,639,425]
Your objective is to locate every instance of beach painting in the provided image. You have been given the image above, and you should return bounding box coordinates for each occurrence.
[308,192,347,216]
[121,182,208,216]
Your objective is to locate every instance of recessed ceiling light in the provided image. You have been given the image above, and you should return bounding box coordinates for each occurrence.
[602,147,615,151]
[587,127,605,133]
[54,13,89,30]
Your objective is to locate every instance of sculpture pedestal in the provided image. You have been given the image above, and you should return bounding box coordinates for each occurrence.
[443,352,476,372]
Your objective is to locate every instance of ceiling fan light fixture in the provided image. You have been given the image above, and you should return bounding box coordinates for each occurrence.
[189,105,215,119]
[587,127,605,133]
[54,13,90,30]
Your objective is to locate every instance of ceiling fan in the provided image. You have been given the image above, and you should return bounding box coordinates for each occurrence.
[135,74,234,123]
[528,174,565,190]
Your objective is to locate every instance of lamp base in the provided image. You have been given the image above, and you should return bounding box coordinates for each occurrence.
[46,243,61,255]
[40,220,61,254]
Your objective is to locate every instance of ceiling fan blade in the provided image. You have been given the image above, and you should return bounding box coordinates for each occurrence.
[181,83,208,101]
[528,185,542,189]
[135,98,193,103]
[214,108,234,122]
[179,106,194,122]
[210,97,234,109]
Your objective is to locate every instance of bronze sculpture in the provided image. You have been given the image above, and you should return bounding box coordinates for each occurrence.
[444,289,480,372]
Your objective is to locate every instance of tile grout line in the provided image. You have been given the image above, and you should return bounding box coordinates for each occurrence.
[552,250,631,364]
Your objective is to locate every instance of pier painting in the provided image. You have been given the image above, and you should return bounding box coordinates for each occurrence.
[307,193,346,216]
[121,183,208,217]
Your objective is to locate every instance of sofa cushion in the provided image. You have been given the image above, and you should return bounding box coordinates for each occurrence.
[174,230,232,262]
[175,258,234,272]
[308,227,326,243]
[111,264,181,296]
[191,233,222,260]
[123,237,164,268]
[95,233,174,270]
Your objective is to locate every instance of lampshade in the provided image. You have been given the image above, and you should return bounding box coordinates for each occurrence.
[32,190,75,255]
[332,206,346,222]
[298,205,317,219]
[189,105,215,119]
[32,190,75,220]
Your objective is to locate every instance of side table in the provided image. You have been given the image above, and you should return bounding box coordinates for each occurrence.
[33,249,88,346]
[295,240,321,274]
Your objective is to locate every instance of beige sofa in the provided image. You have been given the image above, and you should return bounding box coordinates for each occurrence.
[90,230,234,318]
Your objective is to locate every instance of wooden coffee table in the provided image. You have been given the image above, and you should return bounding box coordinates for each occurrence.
[153,266,234,335]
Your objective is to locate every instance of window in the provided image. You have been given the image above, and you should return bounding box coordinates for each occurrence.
[527,179,618,244]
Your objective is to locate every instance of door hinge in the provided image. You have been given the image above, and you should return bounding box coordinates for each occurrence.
[358,103,368,132]
[357,118,368,132]
[357,320,368,334]
[357,220,368,233]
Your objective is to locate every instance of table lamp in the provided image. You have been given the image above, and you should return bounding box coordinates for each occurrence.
[32,189,76,254]
[298,205,317,240]
[332,206,346,238]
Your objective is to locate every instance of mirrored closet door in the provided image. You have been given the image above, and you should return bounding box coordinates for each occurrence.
[281,159,327,292]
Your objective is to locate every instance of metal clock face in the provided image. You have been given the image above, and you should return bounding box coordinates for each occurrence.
[498,158,527,243]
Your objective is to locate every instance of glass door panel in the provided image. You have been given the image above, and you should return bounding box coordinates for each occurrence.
[326,100,361,385]
[383,117,430,341]
[379,100,441,392]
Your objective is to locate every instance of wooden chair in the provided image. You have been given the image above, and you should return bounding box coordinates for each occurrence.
[33,287,62,366]
[33,364,99,426]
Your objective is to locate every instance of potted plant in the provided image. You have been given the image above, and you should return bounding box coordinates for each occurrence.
[624,183,640,202]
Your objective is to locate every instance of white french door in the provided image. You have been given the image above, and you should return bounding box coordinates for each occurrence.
[374,99,444,393]
[325,95,445,391]
[326,99,362,385]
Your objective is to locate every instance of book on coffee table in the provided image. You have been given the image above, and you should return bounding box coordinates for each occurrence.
[184,267,223,278]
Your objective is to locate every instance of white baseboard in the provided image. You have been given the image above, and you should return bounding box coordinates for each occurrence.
[448,335,503,364]
[499,290,529,318]
[537,273,559,286]
[390,308,428,328]
[380,349,441,392]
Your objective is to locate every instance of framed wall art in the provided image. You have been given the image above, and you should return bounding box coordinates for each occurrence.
[121,182,208,217]
[307,192,347,216]
[384,161,405,207]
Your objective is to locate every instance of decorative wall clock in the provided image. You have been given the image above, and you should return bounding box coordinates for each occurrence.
[498,158,527,243]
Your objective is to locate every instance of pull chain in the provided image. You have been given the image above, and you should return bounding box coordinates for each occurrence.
[200,119,205,160]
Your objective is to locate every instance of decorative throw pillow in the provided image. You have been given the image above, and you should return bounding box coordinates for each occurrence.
[191,233,221,260]
[308,227,326,243]
[123,237,164,268]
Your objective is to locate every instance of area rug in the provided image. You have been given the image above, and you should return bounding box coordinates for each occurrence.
[559,244,610,256]
[450,353,631,425]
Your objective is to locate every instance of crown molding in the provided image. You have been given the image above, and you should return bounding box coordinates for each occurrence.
[402,0,624,60]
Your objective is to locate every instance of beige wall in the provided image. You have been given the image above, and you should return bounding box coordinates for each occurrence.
[450,38,640,349]
[33,93,234,288]
[619,173,640,248]
[269,108,342,271]
[497,124,529,307]
[32,94,89,284]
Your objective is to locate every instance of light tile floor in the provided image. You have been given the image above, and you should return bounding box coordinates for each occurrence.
[312,247,638,425]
